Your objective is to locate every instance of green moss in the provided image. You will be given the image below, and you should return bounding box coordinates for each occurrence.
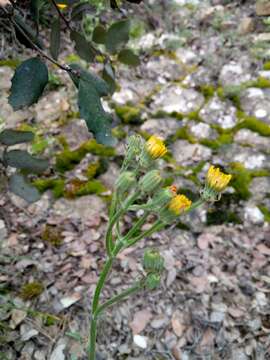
[20,282,44,300]
[236,112,270,136]
[171,126,196,143]
[259,206,270,222]
[198,84,215,100]
[186,110,202,122]
[41,225,63,246]
[114,105,142,124]
[86,162,100,179]
[251,76,270,89]
[112,125,126,139]
[263,61,270,70]
[217,85,242,109]
[229,162,270,200]
[0,59,21,68]
[55,139,115,172]
[200,133,233,150]
[33,178,65,198]
[64,179,107,197]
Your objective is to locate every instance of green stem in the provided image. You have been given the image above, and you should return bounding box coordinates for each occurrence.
[126,220,164,247]
[105,191,140,256]
[123,211,149,242]
[185,198,205,213]
[89,317,97,360]
[95,282,142,318]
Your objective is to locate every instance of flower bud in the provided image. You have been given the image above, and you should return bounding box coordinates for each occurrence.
[139,170,163,194]
[149,187,175,211]
[143,249,164,273]
[115,171,136,193]
[145,273,161,290]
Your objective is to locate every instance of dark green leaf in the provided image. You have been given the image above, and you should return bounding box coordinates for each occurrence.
[105,19,130,53]
[30,0,43,29]
[0,130,34,146]
[14,14,44,50]
[118,48,140,66]
[110,0,119,9]
[125,0,143,3]
[70,31,96,62]
[92,25,107,44]
[4,150,49,174]
[50,17,61,60]
[9,174,41,203]
[71,3,95,21]
[69,63,110,96]
[8,58,48,111]
[102,62,116,94]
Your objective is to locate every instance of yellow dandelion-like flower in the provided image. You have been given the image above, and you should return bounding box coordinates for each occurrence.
[207,165,232,192]
[57,3,67,9]
[168,194,192,215]
[145,135,167,159]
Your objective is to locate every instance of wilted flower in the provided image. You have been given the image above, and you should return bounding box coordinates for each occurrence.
[145,135,167,159]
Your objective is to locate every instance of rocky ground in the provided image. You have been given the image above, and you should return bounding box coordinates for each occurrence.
[0,0,270,359]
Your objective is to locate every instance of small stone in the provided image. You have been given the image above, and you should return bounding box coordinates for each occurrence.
[50,341,66,360]
[219,62,251,87]
[172,140,212,165]
[20,324,39,341]
[10,309,27,329]
[133,334,148,349]
[0,219,7,242]
[238,17,255,35]
[140,118,179,139]
[244,204,264,225]
[151,85,204,114]
[254,33,270,42]
[60,292,81,309]
[189,122,215,139]
[34,350,46,360]
[151,315,168,329]
[256,1,270,16]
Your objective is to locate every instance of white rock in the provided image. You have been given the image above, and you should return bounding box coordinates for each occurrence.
[140,118,179,138]
[189,122,213,139]
[0,219,7,242]
[255,108,267,118]
[50,344,66,360]
[172,140,212,165]
[20,325,39,341]
[133,334,148,349]
[233,153,266,170]
[244,205,264,225]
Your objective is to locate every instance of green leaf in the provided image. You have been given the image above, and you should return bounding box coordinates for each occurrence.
[102,62,116,94]
[0,129,34,146]
[50,17,61,60]
[70,31,96,62]
[92,25,107,44]
[105,19,130,53]
[65,331,83,343]
[4,150,49,174]
[71,3,95,21]
[9,174,41,203]
[68,63,115,145]
[8,58,48,111]
[118,48,140,66]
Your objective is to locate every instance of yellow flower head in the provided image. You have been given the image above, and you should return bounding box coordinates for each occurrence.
[207,165,232,192]
[57,3,67,9]
[145,135,167,159]
[168,194,192,215]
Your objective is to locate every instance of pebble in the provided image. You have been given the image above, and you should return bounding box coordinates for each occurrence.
[133,334,148,349]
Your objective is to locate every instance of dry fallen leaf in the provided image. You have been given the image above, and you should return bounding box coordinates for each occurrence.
[171,310,186,337]
[129,308,153,334]
[256,243,270,256]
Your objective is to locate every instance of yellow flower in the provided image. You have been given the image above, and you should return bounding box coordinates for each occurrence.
[168,194,192,215]
[145,135,167,159]
[207,165,232,192]
[57,3,67,9]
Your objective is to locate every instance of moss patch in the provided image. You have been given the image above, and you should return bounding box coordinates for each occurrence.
[198,84,215,100]
[236,112,270,136]
[114,105,143,124]
[263,61,270,70]
[64,179,107,198]
[41,225,63,247]
[200,133,233,150]
[20,282,44,300]
[55,139,115,172]
[33,178,65,198]
[229,162,270,200]
[259,205,270,222]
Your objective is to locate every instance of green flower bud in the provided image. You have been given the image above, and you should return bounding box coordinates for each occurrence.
[143,249,164,273]
[149,187,175,212]
[145,273,161,290]
[115,171,136,193]
[139,170,163,194]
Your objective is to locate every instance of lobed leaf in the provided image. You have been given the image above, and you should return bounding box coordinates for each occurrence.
[8,57,48,111]
[105,19,130,54]
[9,174,41,203]
[4,150,49,174]
[0,129,34,146]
